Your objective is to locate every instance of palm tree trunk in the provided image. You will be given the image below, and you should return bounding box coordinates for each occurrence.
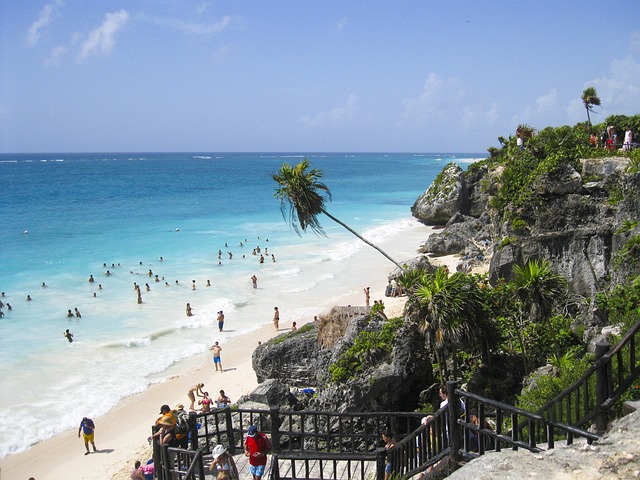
[320,208,406,271]
[586,107,592,133]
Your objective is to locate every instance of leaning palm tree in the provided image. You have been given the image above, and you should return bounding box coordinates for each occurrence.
[581,86,601,133]
[273,159,405,270]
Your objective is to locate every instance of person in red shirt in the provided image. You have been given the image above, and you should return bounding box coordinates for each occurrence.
[244,425,271,480]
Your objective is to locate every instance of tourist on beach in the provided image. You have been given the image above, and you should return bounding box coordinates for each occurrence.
[364,286,370,306]
[217,310,225,332]
[187,383,205,410]
[78,417,97,455]
[291,322,297,332]
[186,303,193,317]
[273,306,279,331]
[251,274,258,289]
[259,255,265,264]
[67,309,75,318]
[207,279,212,287]
[271,254,276,263]
[145,283,150,292]
[209,444,239,480]
[64,329,74,343]
[74,307,81,318]
[210,341,223,372]
[192,280,196,290]
[130,460,145,480]
[217,390,231,409]
[199,391,212,412]
[244,425,272,480]
[150,416,177,446]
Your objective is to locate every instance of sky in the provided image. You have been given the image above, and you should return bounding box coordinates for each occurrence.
[1,1,639,153]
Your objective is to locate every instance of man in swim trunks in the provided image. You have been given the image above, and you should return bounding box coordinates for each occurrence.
[244,425,271,480]
[210,341,223,372]
[217,310,225,332]
[78,417,97,455]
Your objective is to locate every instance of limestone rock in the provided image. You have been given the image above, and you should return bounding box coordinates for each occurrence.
[412,163,465,225]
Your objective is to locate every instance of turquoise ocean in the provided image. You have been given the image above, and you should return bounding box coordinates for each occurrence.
[0,152,482,457]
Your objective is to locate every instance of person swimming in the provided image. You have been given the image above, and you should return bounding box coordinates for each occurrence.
[64,329,74,343]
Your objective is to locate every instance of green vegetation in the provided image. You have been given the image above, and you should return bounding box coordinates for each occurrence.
[328,317,403,383]
[269,322,315,345]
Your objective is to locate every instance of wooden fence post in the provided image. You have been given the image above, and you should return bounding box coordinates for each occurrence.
[225,407,236,454]
[595,340,610,434]
[447,380,462,471]
[188,411,198,451]
[269,406,281,454]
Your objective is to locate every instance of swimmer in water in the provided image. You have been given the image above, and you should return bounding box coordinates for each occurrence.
[75,308,82,318]
[67,309,75,318]
[64,329,74,343]
[89,275,95,283]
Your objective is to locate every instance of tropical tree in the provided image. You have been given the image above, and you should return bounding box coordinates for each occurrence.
[273,159,405,270]
[581,86,601,133]
[512,259,568,372]
[414,267,484,381]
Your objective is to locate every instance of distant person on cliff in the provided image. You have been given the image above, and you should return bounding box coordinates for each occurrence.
[78,417,97,455]
[363,286,370,306]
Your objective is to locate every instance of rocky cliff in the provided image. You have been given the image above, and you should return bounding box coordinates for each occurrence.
[412,157,640,336]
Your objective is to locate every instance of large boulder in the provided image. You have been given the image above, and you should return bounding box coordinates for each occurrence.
[252,323,331,386]
[412,163,465,225]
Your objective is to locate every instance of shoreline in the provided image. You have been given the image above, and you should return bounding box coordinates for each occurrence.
[0,222,471,480]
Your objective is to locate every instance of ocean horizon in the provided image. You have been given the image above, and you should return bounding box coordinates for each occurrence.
[0,151,483,457]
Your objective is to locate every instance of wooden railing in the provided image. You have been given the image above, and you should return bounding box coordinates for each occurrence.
[155,320,640,480]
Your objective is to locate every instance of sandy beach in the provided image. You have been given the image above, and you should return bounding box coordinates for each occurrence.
[0,284,410,480]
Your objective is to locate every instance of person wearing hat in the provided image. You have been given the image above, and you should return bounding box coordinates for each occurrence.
[244,425,271,480]
[149,404,178,446]
[209,444,238,480]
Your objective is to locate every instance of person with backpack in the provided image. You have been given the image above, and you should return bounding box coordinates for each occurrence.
[244,425,272,480]
[172,403,190,449]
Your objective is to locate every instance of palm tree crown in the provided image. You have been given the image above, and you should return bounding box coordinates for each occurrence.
[273,159,404,270]
[581,86,601,132]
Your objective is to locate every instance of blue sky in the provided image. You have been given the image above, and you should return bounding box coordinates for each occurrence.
[1,1,639,153]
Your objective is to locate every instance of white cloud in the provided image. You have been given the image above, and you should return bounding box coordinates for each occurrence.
[567,53,640,122]
[461,103,499,129]
[301,95,358,129]
[336,17,348,32]
[399,73,464,126]
[196,2,212,16]
[45,44,68,66]
[144,14,233,35]
[77,10,129,63]
[512,89,557,125]
[26,0,63,47]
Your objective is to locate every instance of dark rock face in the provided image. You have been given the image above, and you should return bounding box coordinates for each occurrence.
[252,324,331,387]
[310,316,433,413]
[252,311,434,413]
[413,156,640,308]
